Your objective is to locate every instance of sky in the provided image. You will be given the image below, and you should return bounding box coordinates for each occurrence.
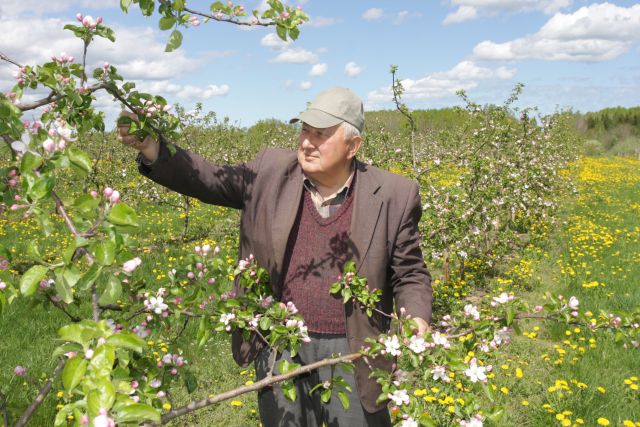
[1,0,639,128]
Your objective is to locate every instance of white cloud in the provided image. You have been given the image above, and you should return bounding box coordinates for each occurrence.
[443,5,477,24]
[0,17,202,81]
[0,0,117,18]
[299,81,312,90]
[307,16,337,28]
[309,63,328,76]
[473,3,640,62]
[260,33,291,51]
[393,11,410,25]
[444,0,572,24]
[344,62,363,77]
[367,60,516,103]
[272,48,319,64]
[362,8,384,21]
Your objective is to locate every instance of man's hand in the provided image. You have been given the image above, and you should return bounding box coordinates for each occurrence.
[116,111,160,163]
[412,317,431,336]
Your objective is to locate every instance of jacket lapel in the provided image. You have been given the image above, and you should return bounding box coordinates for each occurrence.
[350,161,383,273]
[271,162,303,275]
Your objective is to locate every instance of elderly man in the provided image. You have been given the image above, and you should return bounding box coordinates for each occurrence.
[118,87,432,427]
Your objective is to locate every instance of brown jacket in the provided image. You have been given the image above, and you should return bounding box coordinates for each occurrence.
[139,145,432,412]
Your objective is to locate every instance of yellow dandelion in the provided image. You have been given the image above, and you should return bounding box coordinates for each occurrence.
[596,418,610,426]
[521,400,529,406]
[162,403,172,410]
[597,386,606,393]
[231,400,243,407]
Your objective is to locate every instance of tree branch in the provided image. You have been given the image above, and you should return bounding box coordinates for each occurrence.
[14,359,66,427]
[157,352,361,425]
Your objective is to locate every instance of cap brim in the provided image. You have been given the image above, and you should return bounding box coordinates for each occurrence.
[289,108,344,129]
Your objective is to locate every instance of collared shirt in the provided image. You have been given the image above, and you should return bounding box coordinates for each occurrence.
[303,168,355,219]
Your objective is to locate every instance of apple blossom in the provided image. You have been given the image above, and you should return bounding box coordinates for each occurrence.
[408,335,427,354]
[387,389,410,406]
[122,257,142,273]
[103,187,113,197]
[568,296,579,310]
[431,365,451,383]
[382,335,401,357]
[144,296,168,314]
[14,366,27,376]
[463,304,480,320]
[400,418,418,427]
[464,358,487,383]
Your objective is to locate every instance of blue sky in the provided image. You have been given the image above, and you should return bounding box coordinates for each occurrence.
[1,0,639,127]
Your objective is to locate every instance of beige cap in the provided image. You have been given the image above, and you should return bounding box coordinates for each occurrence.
[290,86,364,132]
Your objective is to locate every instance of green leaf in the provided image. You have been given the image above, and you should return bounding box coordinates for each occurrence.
[68,148,92,174]
[94,241,116,266]
[276,25,287,41]
[329,282,342,294]
[19,265,48,296]
[87,378,115,416]
[174,0,185,10]
[90,344,116,378]
[26,241,43,261]
[106,332,147,353]
[259,316,272,331]
[289,26,300,40]
[282,381,297,402]
[184,369,198,393]
[62,357,87,392]
[337,391,350,410]
[28,174,55,200]
[20,152,42,174]
[120,0,132,12]
[320,388,331,403]
[165,29,183,52]
[116,404,161,423]
[55,276,74,304]
[159,16,175,30]
[107,203,139,227]
[506,305,516,326]
[77,264,103,291]
[99,275,122,305]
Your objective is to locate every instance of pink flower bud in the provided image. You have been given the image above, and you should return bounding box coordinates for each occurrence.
[103,187,113,197]
[187,271,195,279]
[534,305,543,312]
[85,349,94,359]
[7,179,17,187]
[42,138,56,153]
[96,17,103,24]
[57,139,66,150]
[170,368,178,375]
[122,257,142,273]
[109,190,120,203]
[90,190,98,198]
[157,390,166,398]
[76,13,83,21]
[14,366,27,376]
[80,414,89,424]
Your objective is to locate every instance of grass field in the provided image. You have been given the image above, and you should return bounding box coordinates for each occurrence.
[1,155,638,426]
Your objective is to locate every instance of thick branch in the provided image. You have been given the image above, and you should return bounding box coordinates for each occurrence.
[14,359,66,427]
[158,352,361,424]
[16,83,109,112]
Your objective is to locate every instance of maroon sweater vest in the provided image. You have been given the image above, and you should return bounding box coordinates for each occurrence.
[280,188,355,334]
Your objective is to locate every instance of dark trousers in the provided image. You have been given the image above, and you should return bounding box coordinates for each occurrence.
[255,333,391,427]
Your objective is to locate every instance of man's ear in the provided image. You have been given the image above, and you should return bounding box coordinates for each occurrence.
[348,135,363,158]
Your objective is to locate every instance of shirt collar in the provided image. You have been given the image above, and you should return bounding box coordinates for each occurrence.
[302,161,356,199]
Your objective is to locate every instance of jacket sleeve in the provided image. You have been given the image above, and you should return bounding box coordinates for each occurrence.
[390,181,433,323]
[137,141,263,210]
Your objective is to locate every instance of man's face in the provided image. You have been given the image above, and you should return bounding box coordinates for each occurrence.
[297,123,356,182]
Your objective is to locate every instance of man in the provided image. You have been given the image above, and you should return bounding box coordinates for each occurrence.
[118,87,432,426]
